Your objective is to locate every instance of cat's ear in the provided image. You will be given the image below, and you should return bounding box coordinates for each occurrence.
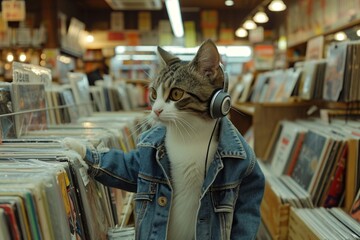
[191,39,220,78]
[157,46,180,66]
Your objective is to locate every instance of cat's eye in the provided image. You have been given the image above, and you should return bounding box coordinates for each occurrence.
[169,88,184,101]
[150,88,157,100]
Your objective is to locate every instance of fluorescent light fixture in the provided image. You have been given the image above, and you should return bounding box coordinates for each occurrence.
[334,31,347,41]
[225,0,234,6]
[135,46,157,51]
[253,9,269,23]
[217,46,227,55]
[132,55,157,61]
[268,0,286,11]
[177,55,195,61]
[235,27,248,38]
[163,46,199,54]
[243,19,257,30]
[113,45,252,59]
[165,0,184,38]
[115,55,131,61]
[225,46,252,57]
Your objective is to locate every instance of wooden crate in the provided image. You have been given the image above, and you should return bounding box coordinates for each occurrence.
[260,181,290,239]
[288,208,321,240]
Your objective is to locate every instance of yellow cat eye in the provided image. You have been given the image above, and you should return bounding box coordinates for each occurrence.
[150,88,157,100]
[169,88,184,101]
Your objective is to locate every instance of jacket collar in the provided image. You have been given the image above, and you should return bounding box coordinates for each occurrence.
[137,117,247,159]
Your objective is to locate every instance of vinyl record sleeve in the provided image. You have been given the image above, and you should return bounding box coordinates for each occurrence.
[0,195,31,240]
[11,83,47,138]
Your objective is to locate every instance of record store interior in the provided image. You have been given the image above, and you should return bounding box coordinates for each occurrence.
[0,0,360,239]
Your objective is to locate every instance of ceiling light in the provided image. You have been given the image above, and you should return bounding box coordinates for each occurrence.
[278,36,287,50]
[86,34,94,43]
[268,0,286,12]
[243,19,257,30]
[19,53,27,62]
[235,27,248,38]
[165,0,184,38]
[225,0,234,6]
[6,53,14,62]
[334,31,347,41]
[356,29,360,37]
[253,8,269,23]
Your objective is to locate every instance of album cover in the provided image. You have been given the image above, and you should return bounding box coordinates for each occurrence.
[11,83,47,138]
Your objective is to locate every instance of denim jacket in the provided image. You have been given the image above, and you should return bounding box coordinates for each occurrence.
[84,117,265,240]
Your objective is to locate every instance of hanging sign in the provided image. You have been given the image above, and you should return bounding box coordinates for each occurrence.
[2,0,26,21]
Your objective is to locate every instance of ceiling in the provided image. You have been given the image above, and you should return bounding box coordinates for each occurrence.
[79,0,265,11]
[72,0,276,32]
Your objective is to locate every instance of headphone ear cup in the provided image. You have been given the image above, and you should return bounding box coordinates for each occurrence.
[209,90,231,119]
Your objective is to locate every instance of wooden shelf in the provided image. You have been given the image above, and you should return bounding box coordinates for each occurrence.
[124,79,150,85]
[232,100,352,160]
[287,12,360,48]
[233,103,255,116]
[232,101,328,160]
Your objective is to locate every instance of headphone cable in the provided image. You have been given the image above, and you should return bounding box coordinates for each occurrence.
[204,118,220,179]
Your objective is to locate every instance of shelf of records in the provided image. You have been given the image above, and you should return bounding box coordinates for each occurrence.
[0,62,150,139]
[231,101,341,161]
[285,0,360,48]
[0,110,148,239]
[0,61,151,238]
[256,117,360,239]
[230,40,360,104]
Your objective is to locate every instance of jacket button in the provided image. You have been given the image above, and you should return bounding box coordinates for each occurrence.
[157,196,167,207]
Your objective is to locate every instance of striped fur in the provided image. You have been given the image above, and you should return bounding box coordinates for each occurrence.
[150,39,224,119]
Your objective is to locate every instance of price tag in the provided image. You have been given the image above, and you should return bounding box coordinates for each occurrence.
[2,0,26,22]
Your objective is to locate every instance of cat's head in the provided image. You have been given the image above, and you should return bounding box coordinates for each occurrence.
[149,39,226,127]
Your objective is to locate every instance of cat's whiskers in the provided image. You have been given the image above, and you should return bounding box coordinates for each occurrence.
[160,112,188,142]
[175,116,197,135]
[128,116,153,139]
[175,118,197,139]
[143,70,152,80]
[171,118,186,143]
[173,118,190,142]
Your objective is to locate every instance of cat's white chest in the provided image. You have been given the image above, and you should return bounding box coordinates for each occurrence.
[165,126,217,240]
[167,139,207,186]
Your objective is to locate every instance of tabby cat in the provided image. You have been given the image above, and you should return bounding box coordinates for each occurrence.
[149,39,226,240]
[64,39,264,240]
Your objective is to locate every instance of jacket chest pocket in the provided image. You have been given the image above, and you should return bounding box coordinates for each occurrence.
[211,186,239,240]
[134,177,157,227]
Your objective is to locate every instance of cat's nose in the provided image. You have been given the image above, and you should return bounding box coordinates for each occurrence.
[154,109,163,116]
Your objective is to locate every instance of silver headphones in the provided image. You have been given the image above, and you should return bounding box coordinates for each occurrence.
[209,63,231,119]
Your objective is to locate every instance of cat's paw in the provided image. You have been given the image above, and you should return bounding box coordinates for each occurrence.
[62,137,87,159]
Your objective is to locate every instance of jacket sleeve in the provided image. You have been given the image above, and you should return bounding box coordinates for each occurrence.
[231,158,265,239]
[84,146,141,192]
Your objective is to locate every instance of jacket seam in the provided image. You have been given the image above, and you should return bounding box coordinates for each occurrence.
[93,166,138,186]
[244,152,256,178]
[138,173,169,185]
[210,182,240,190]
